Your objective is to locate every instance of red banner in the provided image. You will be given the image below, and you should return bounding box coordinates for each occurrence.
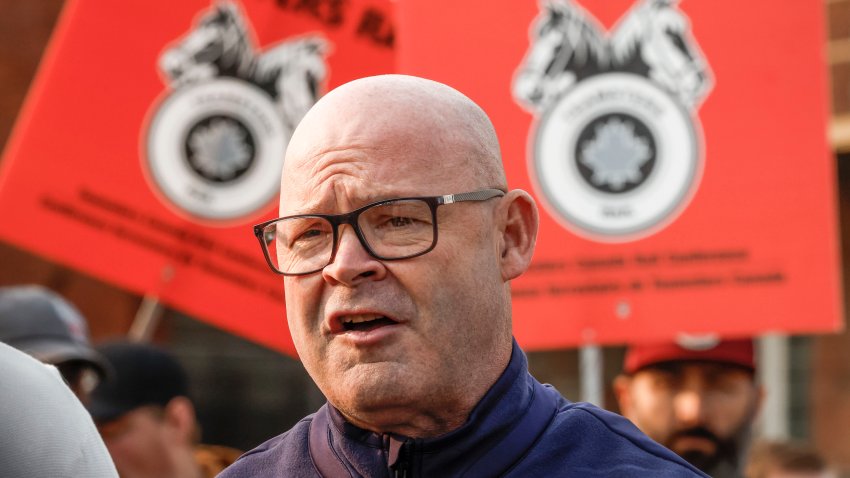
[398,0,842,348]
[0,0,395,355]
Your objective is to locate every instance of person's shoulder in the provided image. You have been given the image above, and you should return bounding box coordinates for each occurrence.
[538,400,707,477]
[0,343,118,477]
[217,415,316,478]
[0,341,57,384]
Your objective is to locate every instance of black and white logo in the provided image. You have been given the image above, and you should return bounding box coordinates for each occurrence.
[145,2,329,221]
[514,0,712,241]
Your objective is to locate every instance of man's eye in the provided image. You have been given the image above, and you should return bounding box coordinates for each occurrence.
[285,222,330,248]
[295,229,325,243]
[388,216,415,227]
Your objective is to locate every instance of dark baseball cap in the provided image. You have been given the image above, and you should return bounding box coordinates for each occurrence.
[0,285,108,378]
[624,337,755,374]
[88,341,189,422]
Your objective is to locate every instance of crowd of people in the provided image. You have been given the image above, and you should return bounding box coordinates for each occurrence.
[0,75,837,477]
[0,285,239,478]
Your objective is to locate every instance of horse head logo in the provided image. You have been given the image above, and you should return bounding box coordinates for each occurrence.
[514,0,608,113]
[159,3,254,88]
[514,0,712,113]
[158,1,329,132]
[254,36,329,132]
[145,1,332,221]
[611,0,712,108]
[514,0,713,240]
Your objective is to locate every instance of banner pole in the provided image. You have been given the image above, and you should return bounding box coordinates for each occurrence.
[127,266,173,343]
[128,294,164,343]
[757,333,790,439]
[580,344,604,406]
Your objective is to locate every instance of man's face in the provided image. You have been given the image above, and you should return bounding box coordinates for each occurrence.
[279,84,513,436]
[617,362,760,472]
[96,406,178,478]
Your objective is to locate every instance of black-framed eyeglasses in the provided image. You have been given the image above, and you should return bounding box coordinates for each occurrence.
[254,189,505,275]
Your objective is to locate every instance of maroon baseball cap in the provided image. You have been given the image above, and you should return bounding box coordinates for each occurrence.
[623,337,755,374]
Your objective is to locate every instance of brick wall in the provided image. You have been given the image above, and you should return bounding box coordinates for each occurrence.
[812,1,850,474]
[830,0,850,151]
[811,151,850,475]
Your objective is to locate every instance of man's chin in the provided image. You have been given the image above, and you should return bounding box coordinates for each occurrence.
[664,424,748,475]
[668,435,723,473]
[674,440,741,476]
[678,449,720,473]
[329,364,416,407]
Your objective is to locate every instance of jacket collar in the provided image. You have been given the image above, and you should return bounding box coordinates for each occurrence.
[312,339,558,477]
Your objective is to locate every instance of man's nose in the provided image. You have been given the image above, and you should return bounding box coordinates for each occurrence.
[322,225,386,286]
[674,389,707,426]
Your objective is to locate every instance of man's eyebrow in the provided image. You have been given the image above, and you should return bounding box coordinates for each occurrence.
[641,362,682,375]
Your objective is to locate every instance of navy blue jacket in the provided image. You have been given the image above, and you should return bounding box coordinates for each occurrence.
[219,341,706,477]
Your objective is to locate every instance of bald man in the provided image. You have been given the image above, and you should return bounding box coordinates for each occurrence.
[221,75,705,477]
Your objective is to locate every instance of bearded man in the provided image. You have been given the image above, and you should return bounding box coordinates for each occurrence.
[615,338,763,477]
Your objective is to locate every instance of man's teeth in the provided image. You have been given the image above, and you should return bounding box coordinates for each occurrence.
[343,314,383,324]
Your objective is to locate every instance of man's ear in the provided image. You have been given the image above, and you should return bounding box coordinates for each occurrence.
[497,189,539,281]
[163,396,198,445]
[612,374,633,416]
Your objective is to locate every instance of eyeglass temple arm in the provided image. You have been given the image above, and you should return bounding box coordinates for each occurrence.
[442,189,505,204]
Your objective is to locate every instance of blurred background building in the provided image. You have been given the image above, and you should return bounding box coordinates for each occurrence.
[1,0,849,473]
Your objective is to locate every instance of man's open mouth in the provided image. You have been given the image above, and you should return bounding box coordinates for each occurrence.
[339,314,398,332]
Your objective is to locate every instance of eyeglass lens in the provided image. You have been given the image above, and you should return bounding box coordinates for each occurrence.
[262,199,436,274]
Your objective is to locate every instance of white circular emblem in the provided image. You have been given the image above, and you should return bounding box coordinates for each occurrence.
[533,73,703,241]
[145,78,287,221]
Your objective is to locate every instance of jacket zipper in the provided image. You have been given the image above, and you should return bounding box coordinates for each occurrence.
[388,436,415,478]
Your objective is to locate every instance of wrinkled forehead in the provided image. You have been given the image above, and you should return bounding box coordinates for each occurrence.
[280,77,497,213]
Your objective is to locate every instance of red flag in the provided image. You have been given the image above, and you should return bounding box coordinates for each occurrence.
[0,0,396,355]
[398,0,841,348]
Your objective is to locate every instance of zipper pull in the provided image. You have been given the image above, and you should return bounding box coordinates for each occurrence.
[387,436,411,478]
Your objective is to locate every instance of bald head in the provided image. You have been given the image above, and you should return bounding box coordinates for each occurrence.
[282,75,506,207]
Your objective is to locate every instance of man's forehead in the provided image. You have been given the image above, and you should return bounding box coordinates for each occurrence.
[279,75,505,214]
[281,181,409,215]
[280,148,439,213]
[283,127,473,212]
